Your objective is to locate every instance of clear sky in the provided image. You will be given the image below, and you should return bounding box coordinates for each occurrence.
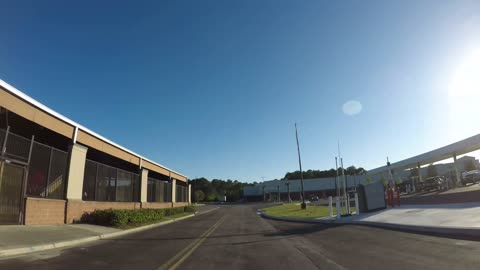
[1,0,480,182]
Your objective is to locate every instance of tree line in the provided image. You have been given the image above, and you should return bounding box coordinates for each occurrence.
[189,178,252,202]
[283,166,366,180]
[190,166,366,202]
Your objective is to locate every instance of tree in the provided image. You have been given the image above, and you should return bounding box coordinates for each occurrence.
[194,190,205,202]
[427,164,437,177]
[364,177,372,184]
[283,165,365,180]
[380,176,387,186]
[346,166,356,175]
[355,167,366,175]
[190,177,249,202]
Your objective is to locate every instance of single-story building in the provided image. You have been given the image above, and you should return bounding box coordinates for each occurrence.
[0,79,190,225]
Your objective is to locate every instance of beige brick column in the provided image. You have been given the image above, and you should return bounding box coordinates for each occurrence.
[140,169,149,203]
[65,143,87,223]
[171,178,177,203]
[66,144,88,200]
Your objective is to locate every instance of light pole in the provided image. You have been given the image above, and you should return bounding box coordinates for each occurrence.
[335,157,339,197]
[295,123,306,210]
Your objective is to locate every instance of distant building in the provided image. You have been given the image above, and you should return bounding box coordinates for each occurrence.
[243,176,364,202]
[243,156,480,201]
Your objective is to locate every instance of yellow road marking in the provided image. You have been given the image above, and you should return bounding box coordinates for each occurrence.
[156,216,226,270]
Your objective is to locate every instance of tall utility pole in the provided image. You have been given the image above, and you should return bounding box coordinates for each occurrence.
[387,156,393,186]
[335,157,339,197]
[295,123,306,209]
[277,185,280,202]
[341,157,346,200]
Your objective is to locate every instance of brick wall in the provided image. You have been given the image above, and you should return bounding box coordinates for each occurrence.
[24,197,66,225]
[24,199,183,224]
[172,202,189,208]
[141,202,172,209]
[66,200,141,223]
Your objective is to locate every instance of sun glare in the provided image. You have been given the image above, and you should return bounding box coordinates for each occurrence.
[450,48,480,97]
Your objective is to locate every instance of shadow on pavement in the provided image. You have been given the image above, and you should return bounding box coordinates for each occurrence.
[265,222,345,237]
[355,223,480,242]
[102,230,280,242]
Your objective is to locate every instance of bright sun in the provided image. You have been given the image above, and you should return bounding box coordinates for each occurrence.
[447,48,480,138]
[450,48,480,97]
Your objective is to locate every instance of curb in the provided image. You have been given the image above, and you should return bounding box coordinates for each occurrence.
[0,210,215,259]
[351,220,480,238]
[259,211,480,239]
[258,211,336,224]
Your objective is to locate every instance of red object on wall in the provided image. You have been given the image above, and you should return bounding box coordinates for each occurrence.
[388,189,394,208]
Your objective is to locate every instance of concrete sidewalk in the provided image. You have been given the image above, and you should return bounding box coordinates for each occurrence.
[0,215,197,258]
[333,202,480,238]
[260,203,480,238]
[0,206,220,258]
[0,224,120,252]
[344,202,480,227]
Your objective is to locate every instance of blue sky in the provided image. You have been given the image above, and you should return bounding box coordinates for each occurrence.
[1,0,480,182]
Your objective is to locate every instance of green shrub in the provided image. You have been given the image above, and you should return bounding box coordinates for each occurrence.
[165,206,184,216]
[184,205,196,213]
[80,206,189,227]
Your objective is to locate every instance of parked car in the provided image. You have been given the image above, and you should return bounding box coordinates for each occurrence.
[420,177,443,191]
[461,170,480,186]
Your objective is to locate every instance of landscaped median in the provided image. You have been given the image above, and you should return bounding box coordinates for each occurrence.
[261,203,335,220]
[79,205,197,229]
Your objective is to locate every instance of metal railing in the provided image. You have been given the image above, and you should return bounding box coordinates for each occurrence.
[1,128,31,164]
[147,177,172,203]
[0,127,69,200]
[176,185,187,202]
[83,159,140,202]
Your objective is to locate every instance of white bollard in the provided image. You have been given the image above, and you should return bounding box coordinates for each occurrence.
[346,194,350,214]
[328,196,333,217]
[355,192,360,215]
[336,196,341,219]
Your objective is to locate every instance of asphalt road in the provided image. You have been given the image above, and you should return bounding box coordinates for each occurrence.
[1,204,480,270]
